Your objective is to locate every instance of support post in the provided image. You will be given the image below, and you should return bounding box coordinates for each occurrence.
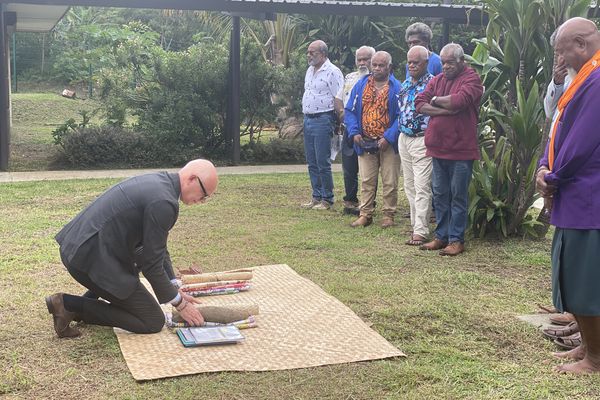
[0,7,10,171]
[230,15,240,165]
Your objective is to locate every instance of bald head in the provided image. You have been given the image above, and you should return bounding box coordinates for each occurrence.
[371,51,392,82]
[179,159,218,205]
[555,17,600,72]
[307,40,328,68]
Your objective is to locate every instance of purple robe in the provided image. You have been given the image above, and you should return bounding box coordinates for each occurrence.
[540,68,600,229]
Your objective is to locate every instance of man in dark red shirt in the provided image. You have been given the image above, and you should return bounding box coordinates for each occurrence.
[414,43,483,256]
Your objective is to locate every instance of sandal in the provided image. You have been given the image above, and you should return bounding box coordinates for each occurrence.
[549,313,575,326]
[542,321,579,340]
[405,234,426,246]
[553,332,582,350]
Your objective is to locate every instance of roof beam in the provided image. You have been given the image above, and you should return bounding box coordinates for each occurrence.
[3,1,487,24]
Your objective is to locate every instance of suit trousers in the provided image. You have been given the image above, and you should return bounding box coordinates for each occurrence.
[398,134,432,237]
[357,144,400,218]
[61,250,165,334]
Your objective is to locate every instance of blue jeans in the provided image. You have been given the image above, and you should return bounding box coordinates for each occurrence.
[303,113,335,204]
[341,139,359,203]
[431,158,473,243]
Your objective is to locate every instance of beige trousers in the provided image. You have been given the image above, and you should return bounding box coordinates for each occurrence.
[398,134,432,237]
[357,144,400,218]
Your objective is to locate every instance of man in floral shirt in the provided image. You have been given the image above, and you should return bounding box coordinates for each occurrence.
[398,46,434,246]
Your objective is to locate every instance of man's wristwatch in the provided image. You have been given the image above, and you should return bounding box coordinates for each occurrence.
[431,96,438,106]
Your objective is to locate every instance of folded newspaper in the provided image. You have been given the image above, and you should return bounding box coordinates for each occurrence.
[176,325,245,347]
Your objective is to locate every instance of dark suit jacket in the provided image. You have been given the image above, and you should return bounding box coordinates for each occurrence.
[56,172,180,303]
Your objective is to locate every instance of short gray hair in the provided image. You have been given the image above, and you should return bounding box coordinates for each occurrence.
[373,50,393,67]
[441,43,464,61]
[407,45,429,61]
[318,41,329,57]
[355,45,376,61]
[405,22,433,44]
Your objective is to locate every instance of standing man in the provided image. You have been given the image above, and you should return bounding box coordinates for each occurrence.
[415,43,483,255]
[404,22,442,80]
[398,46,434,246]
[345,51,401,228]
[334,46,376,215]
[46,159,217,337]
[301,40,344,210]
[537,17,600,374]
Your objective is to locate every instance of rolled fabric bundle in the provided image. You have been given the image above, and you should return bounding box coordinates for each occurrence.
[172,304,259,323]
[181,271,253,285]
[181,280,249,291]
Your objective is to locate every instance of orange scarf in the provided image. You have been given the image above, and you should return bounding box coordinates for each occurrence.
[549,49,600,170]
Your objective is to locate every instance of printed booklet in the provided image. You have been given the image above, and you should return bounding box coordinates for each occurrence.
[177,325,245,347]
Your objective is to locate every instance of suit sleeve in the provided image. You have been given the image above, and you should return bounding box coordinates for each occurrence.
[141,199,179,304]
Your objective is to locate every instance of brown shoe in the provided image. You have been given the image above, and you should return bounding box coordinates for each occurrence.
[351,216,372,227]
[381,216,395,228]
[419,238,447,251]
[439,241,465,256]
[45,293,81,338]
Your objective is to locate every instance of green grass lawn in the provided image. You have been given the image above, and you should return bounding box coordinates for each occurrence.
[10,92,101,171]
[1,173,600,399]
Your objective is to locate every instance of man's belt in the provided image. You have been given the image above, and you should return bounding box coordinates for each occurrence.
[305,110,335,118]
[408,131,425,138]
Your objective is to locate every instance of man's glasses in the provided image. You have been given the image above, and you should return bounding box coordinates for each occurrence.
[196,177,209,199]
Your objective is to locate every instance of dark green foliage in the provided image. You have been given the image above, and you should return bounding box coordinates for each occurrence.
[241,138,305,164]
[52,110,94,148]
[57,126,151,168]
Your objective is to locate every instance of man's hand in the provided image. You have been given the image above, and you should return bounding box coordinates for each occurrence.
[536,167,556,198]
[353,134,365,147]
[178,302,205,326]
[180,290,202,305]
[378,138,389,151]
[553,56,567,85]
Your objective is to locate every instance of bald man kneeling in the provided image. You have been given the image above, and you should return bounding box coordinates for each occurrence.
[46,159,218,338]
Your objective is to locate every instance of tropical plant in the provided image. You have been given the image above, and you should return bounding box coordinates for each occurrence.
[467,0,591,237]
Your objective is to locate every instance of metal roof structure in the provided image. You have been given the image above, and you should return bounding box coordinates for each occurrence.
[6,3,68,32]
[5,0,487,23]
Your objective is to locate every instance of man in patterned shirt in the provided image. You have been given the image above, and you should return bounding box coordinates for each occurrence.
[301,40,344,210]
[334,46,376,215]
[344,51,401,228]
[398,46,434,246]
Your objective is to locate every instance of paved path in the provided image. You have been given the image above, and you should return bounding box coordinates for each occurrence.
[0,164,342,183]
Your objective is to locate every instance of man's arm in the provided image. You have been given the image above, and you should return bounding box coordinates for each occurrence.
[443,74,484,111]
[418,103,457,116]
[140,200,180,304]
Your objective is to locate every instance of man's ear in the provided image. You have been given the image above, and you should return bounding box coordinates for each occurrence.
[574,35,587,50]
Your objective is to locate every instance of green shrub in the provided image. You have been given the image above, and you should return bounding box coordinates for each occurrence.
[241,138,305,164]
[58,125,151,168]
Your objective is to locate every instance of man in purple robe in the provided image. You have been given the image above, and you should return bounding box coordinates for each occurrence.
[536,17,600,374]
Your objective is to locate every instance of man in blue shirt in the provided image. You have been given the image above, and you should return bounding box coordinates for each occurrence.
[398,46,434,246]
[404,22,442,80]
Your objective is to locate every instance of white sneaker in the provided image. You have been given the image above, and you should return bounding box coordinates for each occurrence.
[312,201,331,210]
[301,199,320,209]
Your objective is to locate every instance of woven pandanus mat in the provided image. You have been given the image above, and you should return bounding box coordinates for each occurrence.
[115,264,405,380]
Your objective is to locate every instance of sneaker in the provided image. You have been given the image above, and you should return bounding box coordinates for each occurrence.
[312,201,332,210]
[301,199,320,209]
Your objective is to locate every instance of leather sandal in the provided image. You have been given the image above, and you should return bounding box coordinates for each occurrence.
[405,234,426,246]
[553,332,582,350]
[542,321,579,340]
[549,313,575,326]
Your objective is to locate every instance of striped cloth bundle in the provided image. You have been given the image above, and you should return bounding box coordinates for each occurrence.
[165,313,257,330]
[180,270,253,297]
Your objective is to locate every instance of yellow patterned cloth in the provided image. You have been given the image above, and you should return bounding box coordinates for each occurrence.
[361,76,390,139]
